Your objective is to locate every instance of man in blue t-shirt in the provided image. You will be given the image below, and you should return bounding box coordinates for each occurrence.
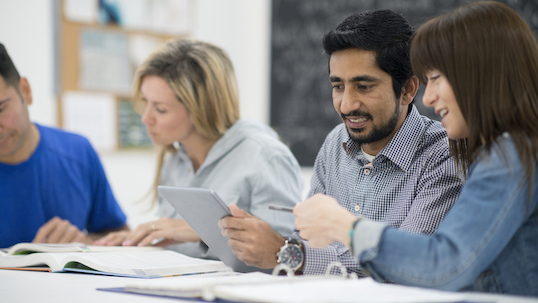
[0,43,128,248]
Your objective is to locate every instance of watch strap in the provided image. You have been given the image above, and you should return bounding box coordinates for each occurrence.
[285,237,300,245]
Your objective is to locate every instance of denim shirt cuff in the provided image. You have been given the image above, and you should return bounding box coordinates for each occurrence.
[352,219,389,263]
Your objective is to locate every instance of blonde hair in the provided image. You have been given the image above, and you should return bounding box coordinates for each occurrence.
[133,39,240,201]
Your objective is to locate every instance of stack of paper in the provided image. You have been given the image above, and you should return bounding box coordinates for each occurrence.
[123,273,467,302]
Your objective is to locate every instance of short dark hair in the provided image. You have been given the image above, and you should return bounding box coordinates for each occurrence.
[0,43,20,88]
[323,10,414,98]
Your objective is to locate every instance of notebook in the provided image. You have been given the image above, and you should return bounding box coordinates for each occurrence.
[158,186,271,274]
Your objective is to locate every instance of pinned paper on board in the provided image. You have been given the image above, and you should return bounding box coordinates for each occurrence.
[118,98,153,149]
[79,29,132,94]
[64,0,98,24]
[62,91,118,152]
[97,0,193,34]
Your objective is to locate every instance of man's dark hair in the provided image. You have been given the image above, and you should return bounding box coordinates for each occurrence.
[0,43,21,88]
[323,10,414,98]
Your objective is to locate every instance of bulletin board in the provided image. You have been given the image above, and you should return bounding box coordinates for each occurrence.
[57,0,192,151]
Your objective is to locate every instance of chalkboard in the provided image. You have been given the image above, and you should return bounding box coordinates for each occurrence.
[270,0,538,166]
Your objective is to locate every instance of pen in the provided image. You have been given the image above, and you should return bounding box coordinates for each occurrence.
[268,205,294,213]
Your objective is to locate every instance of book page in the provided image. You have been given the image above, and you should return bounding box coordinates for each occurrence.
[212,277,467,303]
[7,242,163,255]
[62,250,229,277]
[0,253,72,272]
[125,272,282,299]
[7,243,86,255]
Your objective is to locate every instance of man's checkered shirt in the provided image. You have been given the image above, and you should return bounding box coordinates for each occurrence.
[296,106,463,276]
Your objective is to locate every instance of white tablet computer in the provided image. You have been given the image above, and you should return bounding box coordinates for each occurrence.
[157,186,271,273]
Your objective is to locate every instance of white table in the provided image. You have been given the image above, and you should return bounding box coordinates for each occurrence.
[1,269,537,303]
[0,269,195,303]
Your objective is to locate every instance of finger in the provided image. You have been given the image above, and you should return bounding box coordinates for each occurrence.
[98,231,130,246]
[228,204,251,218]
[227,237,246,251]
[221,227,230,237]
[58,224,82,243]
[32,217,61,243]
[222,228,251,242]
[106,233,130,246]
[46,219,71,243]
[228,242,258,267]
[154,217,176,228]
[74,232,87,244]
[217,217,228,229]
[137,231,164,247]
[218,216,246,230]
[104,237,125,246]
[93,233,114,245]
[122,223,153,246]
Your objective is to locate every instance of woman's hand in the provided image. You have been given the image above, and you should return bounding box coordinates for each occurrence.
[94,218,201,247]
[294,194,357,248]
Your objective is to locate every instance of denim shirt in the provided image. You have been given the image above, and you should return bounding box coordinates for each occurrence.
[354,133,538,297]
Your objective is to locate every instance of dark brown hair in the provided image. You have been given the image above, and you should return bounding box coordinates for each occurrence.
[411,0,538,188]
[323,10,414,99]
[0,43,21,88]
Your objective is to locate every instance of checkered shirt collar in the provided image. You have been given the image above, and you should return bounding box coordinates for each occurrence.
[342,105,426,171]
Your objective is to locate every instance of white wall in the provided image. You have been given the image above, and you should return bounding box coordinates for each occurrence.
[192,0,272,123]
[0,0,57,126]
[0,0,310,229]
[0,0,271,124]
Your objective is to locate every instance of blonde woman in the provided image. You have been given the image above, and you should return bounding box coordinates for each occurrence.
[96,39,303,260]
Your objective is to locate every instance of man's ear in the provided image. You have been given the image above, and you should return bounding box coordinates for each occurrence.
[18,77,33,106]
[400,76,419,106]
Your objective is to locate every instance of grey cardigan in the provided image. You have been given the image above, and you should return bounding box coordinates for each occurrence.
[158,119,304,259]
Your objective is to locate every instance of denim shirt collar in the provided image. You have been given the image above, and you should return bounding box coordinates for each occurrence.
[342,105,425,171]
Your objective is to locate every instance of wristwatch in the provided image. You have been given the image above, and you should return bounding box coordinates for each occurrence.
[276,237,304,272]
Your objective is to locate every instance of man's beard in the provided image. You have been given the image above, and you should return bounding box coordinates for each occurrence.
[344,105,400,144]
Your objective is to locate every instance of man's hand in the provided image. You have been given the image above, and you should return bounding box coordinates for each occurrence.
[94,218,201,247]
[294,194,357,248]
[32,217,87,244]
[219,204,285,269]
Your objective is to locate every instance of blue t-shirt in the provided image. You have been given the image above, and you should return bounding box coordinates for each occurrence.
[0,124,126,248]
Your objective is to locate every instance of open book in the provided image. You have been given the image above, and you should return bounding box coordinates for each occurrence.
[1,242,163,256]
[0,250,230,278]
[120,273,468,302]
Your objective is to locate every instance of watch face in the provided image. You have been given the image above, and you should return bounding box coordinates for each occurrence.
[280,244,303,270]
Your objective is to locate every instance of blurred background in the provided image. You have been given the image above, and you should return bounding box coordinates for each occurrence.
[1,0,536,229]
[1,0,275,228]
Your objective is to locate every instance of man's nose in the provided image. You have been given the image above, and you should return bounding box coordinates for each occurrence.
[340,88,361,114]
